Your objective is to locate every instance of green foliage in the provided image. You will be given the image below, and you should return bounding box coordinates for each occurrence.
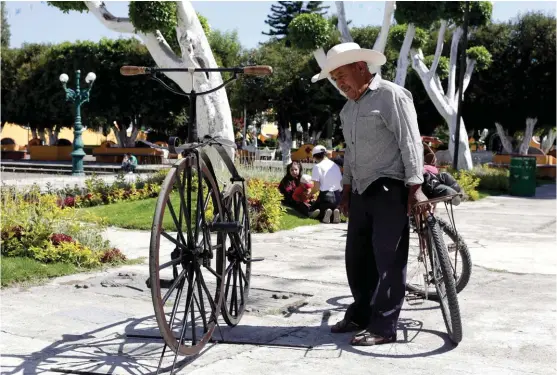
[1,2,11,48]
[466,45,492,70]
[247,179,284,233]
[351,26,380,48]
[128,1,177,34]
[423,55,450,79]
[451,169,480,201]
[264,1,329,39]
[0,186,119,268]
[288,13,332,51]
[471,165,510,191]
[46,1,89,13]
[388,24,428,51]
[197,13,211,34]
[394,2,445,28]
[394,2,491,28]
[468,1,493,28]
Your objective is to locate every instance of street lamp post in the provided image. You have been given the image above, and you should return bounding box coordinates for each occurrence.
[59,70,96,176]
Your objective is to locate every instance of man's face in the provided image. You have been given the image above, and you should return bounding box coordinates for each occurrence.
[330,62,366,100]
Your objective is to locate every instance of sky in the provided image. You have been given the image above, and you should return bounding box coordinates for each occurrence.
[4,1,557,50]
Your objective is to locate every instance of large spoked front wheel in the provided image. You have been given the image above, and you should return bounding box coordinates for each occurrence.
[426,215,463,345]
[149,154,226,356]
[218,183,252,326]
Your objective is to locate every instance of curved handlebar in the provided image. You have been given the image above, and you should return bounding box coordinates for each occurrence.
[243,65,273,76]
[119,65,273,77]
[120,66,149,76]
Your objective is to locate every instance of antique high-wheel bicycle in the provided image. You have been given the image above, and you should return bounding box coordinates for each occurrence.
[120,64,272,370]
[408,194,465,345]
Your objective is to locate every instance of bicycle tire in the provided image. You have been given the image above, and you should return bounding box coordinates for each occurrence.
[149,155,226,356]
[437,217,472,294]
[427,215,463,345]
[218,183,252,326]
[406,217,471,297]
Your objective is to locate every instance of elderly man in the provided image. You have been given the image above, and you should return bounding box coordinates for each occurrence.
[312,43,429,346]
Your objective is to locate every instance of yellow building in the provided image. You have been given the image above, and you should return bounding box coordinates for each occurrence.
[0,123,147,146]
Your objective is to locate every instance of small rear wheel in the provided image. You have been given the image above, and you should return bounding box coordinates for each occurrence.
[218,183,252,326]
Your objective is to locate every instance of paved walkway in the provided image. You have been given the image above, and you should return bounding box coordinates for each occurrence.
[1,185,555,374]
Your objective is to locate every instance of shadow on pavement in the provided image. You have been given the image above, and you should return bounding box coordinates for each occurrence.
[1,295,455,375]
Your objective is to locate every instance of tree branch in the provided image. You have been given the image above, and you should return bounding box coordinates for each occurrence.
[447,26,463,104]
[429,20,447,81]
[335,1,353,43]
[495,122,513,154]
[394,23,415,87]
[411,48,451,118]
[519,118,537,155]
[373,1,395,54]
[454,57,476,103]
[84,1,182,68]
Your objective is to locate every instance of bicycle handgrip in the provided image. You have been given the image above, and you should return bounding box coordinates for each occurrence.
[243,65,273,76]
[120,66,149,76]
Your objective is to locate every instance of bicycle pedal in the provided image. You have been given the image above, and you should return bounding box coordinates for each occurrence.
[209,222,242,233]
[246,257,264,262]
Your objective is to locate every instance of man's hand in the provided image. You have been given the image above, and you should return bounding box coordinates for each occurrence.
[339,185,351,217]
[407,185,431,216]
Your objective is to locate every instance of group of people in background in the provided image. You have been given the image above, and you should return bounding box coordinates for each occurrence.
[278,145,344,224]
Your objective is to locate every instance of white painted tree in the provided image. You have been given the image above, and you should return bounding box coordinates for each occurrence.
[542,130,556,154]
[519,117,537,155]
[317,2,494,170]
[48,1,235,163]
[395,2,493,170]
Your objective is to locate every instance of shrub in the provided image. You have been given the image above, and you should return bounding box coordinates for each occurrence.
[471,165,509,192]
[99,248,127,264]
[246,179,284,233]
[0,186,115,268]
[451,169,481,201]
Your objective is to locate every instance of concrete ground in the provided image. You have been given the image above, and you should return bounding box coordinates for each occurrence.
[1,185,556,375]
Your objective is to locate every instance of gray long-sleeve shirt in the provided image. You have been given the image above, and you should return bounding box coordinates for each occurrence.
[340,74,424,194]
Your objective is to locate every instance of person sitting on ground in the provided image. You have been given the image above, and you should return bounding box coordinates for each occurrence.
[310,145,343,223]
[292,174,320,218]
[278,161,303,206]
[121,152,138,173]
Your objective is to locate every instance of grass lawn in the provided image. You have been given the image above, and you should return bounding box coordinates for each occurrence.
[1,256,144,287]
[77,193,321,232]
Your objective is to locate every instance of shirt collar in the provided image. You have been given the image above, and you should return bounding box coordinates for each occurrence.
[354,74,381,103]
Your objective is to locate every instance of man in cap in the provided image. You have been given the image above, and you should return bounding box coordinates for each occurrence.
[309,145,343,223]
[312,42,430,346]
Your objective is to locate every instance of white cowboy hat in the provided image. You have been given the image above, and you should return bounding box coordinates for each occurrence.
[311,42,386,83]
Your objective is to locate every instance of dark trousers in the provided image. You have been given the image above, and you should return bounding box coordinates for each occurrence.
[343,177,410,337]
[310,190,341,219]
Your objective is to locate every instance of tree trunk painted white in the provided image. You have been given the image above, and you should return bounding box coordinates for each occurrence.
[495,122,513,154]
[394,24,415,87]
[31,128,38,140]
[372,1,395,54]
[519,117,537,155]
[335,1,353,43]
[410,24,476,170]
[83,1,235,166]
[38,129,46,144]
[279,128,292,166]
[241,107,247,148]
[46,128,59,146]
[542,129,556,154]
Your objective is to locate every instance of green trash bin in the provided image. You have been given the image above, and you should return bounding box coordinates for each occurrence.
[509,156,537,197]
